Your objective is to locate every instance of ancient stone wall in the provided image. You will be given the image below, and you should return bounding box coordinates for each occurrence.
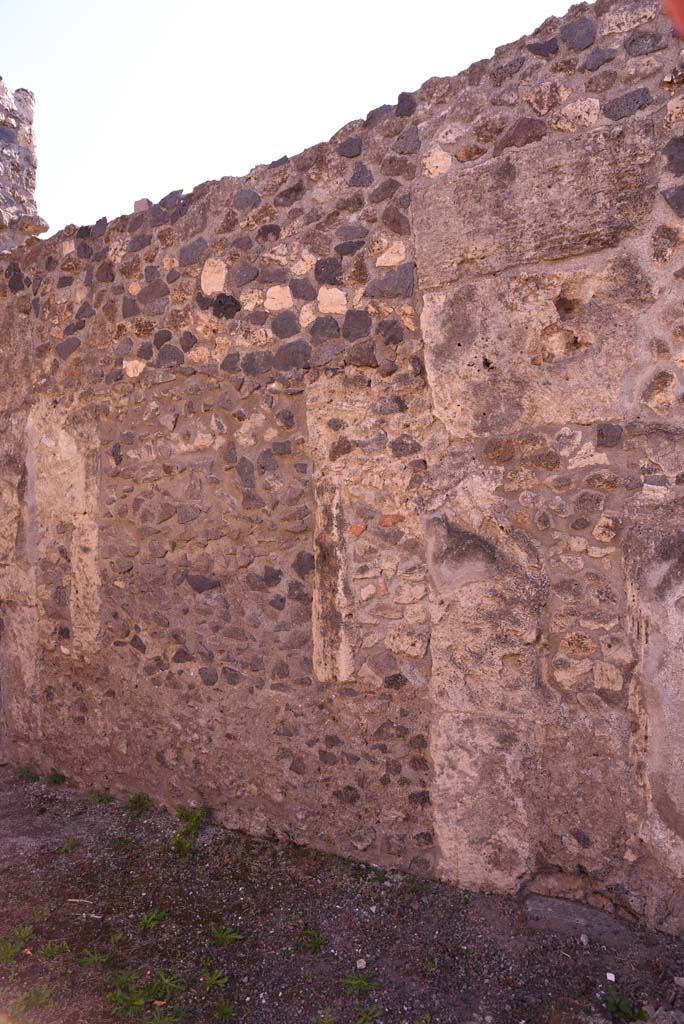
[0,79,47,251]
[3,0,684,933]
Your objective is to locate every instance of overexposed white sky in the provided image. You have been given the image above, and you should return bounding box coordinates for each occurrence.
[1,0,571,235]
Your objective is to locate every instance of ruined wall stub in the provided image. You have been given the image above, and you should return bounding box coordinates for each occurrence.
[0,79,47,252]
[3,0,684,933]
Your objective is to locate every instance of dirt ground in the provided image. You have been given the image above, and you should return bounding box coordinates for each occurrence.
[1,767,684,1024]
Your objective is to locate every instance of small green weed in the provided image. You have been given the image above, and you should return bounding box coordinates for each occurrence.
[143,967,186,1001]
[11,924,34,945]
[46,768,66,785]
[202,962,228,990]
[127,791,151,818]
[605,985,649,1022]
[315,1012,336,1024]
[139,908,167,931]
[60,835,76,854]
[33,906,50,924]
[415,1016,432,1024]
[213,1002,238,1022]
[108,969,146,1015]
[91,788,114,804]
[80,946,110,968]
[148,1009,183,1024]
[16,766,39,782]
[18,984,55,1010]
[356,1008,382,1024]
[38,938,70,960]
[425,955,440,976]
[171,833,193,859]
[301,927,325,954]
[177,804,209,837]
[211,925,244,947]
[343,970,377,998]
[0,924,34,963]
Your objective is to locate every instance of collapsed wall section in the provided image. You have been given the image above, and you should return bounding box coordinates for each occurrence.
[2,0,684,933]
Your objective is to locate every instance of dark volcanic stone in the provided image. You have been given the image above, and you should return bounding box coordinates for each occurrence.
[527,37,559,57]
[342,309,372,341]
[5,263,24,293]
[597,422,623,448]
[187,573,220,593]
[212,293,241,319]
[274,338,311,371]
[153,329,172,350]
[260,266,287,285]
[96,261,115,283]
[292,551,315,578]
[234,187,261,210]
[603,88,652,121]
[382,205,411,236]
[138,278,170,314]
[370,179,401,204]
[581,48,617,71]
[180,331,197,352]
[396,91,417,117]
[335,239,365,256]
[157,345,184,368]
[560,15,596,51]
[256,223,281,243]
[662,185,684,218]
[315,257,342,285]
[0,126,17,144]
[274,181,305,207]
[241,350,274,376]
[365,263,415,299]
[179,237,208,266]
[664,137,684,177]
[625,29,666,56]
[199,667,219,686]
[56,337,81,360]
[378,318,404,346]
[494,117,547,154]
[336,224,369,241]
[233,262,259,287]
[310,316,340,343]
[337,136,363,158]
[346,338,377,367]
[290,277,317,301]
[393,125,420,155]
[128,234,152,253]
[272,310,300,339]
[350,162,374,187]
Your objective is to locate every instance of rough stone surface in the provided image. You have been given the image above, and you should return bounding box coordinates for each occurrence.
[0,78,47,249]
[3,0,684,937]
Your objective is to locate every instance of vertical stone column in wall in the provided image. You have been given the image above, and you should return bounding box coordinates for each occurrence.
[26,400,100,662]
[413,118,661,897]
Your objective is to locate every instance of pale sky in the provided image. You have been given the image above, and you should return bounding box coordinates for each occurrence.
[1,0,572,236]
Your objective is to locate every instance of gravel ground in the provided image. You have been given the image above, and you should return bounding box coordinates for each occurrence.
[1,766,684,1024]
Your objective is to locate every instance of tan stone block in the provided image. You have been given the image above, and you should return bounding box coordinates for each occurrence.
[422,146,452,178]
[264,285,292,312]
[200,257,226,295]
[317,286,347,315]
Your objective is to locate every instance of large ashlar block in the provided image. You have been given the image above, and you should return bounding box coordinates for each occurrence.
[420,252,657,438]
[413,120,657,290]
[431,712,534,891]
